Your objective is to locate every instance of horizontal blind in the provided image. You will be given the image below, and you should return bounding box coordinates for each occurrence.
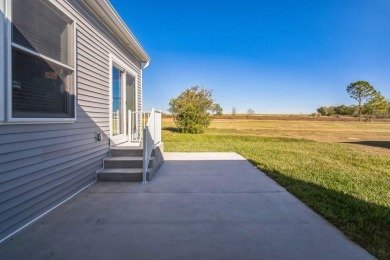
[12,0,70,65]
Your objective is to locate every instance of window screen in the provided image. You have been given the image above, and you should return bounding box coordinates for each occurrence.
[11,0,75,119]
[12,50,74,118]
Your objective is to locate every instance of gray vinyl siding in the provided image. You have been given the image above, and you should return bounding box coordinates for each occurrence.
[0,0,143,240]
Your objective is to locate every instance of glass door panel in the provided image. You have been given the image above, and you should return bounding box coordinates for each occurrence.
[126,73,136,137]
[112,67,123,136]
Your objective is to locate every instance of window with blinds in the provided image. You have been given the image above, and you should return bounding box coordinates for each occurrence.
[11,0,75,119]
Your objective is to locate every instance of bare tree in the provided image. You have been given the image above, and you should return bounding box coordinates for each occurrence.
[247,108,255,115]
[232,107,236,116]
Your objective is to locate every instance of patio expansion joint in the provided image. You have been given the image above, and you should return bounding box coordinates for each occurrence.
[90,190,287,194]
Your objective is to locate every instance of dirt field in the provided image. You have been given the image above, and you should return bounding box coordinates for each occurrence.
[163,118,390,156]
[163,114,390,122]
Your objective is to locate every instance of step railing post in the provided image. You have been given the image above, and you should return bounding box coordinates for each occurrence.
[142,126,148,184]
[154,110,156,146]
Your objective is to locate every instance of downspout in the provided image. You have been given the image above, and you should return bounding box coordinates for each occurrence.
[139,61,149,142]
[140,60,149,183]
[141,61,150,69]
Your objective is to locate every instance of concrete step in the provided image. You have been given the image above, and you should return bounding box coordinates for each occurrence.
[104,156,154,169]
[97,143,164,183]
[97,168,150,182]
[110,147,155,157]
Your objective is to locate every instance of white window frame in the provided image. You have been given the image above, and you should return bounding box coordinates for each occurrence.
[108,53,139,144]
[0,0,5,122]
[1,0,77,124]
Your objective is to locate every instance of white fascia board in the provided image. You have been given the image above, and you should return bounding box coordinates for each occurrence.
[82,0,150,63]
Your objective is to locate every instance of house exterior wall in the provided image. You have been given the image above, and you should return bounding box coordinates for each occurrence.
[0,0,143,241]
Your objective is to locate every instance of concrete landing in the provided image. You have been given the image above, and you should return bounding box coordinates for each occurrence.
[0,152,373,260]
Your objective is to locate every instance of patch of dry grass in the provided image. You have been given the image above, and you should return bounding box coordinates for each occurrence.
[163,118,390,155]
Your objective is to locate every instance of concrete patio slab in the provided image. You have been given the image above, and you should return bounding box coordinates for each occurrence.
[0,152,373,260]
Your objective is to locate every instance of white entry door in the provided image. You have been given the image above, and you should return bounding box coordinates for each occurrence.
[109,55,139,146]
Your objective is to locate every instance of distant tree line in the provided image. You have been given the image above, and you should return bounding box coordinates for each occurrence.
[316,81,389,120]
[231,107,256,115]
[317,105,358,116]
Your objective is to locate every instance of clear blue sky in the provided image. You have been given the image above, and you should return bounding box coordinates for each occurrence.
[110,0,390,114]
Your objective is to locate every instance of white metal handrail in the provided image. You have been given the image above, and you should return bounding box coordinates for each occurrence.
[113,110,120,136]
[142,108,162,183]
[128,110,150,142]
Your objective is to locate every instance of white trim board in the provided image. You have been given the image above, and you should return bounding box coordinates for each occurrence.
[0,0,5,122]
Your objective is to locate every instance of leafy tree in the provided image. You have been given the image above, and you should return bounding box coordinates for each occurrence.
[316,106,336,116]
[387,100,390,118]
[316,105,357,116]
[247,108,255,115]
[169,86,222,134]
[316,106,328,116]
[232,107,236,116]
[334,105,357,116]
[327,106,335,116]
[346,81,375,121]
[363,91,388,119]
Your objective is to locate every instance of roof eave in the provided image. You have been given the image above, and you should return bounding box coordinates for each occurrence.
[82,0,150,63]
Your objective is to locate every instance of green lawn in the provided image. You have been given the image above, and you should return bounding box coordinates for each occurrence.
[162,119,390,259]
